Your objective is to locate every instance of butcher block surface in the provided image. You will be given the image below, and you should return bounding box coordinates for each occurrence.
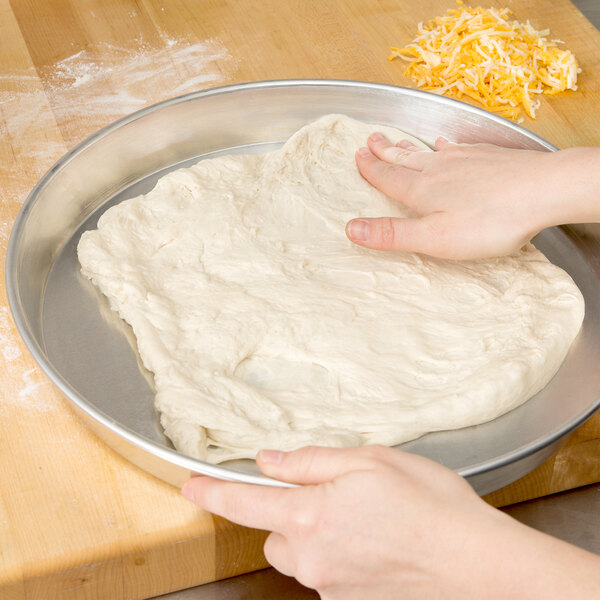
[1,0,599,598]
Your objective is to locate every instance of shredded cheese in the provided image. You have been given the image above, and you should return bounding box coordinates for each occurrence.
[389,2,581,121]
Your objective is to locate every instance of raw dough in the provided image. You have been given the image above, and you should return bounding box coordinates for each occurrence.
[77,114,585,463]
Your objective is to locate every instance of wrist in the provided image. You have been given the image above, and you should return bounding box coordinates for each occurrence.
[459,509,600,599]
[536,147,600,229]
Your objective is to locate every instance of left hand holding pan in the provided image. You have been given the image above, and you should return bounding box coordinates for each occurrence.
[181,444,588,599]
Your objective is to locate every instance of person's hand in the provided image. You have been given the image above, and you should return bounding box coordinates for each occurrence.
[181,445,599,599]
[346,133,600,259]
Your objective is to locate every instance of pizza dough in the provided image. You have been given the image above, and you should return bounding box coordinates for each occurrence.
[77,114,585,463]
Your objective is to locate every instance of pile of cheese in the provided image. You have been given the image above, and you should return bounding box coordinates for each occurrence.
[389,3,580,120]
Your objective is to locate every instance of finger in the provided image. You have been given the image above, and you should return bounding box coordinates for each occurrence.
[435,136,451,150]
[256,445,380,484]
[263,532,296,577]
[396,139,419,150]
[346,216,439,253]
[367,133,429,171]
[182,475,292,532]
[367,132,412,163]
[349,211,490,259]
[355,147,419,203]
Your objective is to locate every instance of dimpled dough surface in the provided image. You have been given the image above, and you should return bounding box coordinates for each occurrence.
[77,114,585,463]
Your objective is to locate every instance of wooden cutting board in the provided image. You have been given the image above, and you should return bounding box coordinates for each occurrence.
[1,0,599,598]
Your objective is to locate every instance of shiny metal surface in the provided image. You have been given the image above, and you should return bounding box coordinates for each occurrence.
[6,80,600,494]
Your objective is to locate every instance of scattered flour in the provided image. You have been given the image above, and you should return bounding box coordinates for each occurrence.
[0,307,58,413]
[45,39,232,140]
[1,37,233,416]
[18,368,52,404]
[0,220,11,246]
[0,306,22,362]
[0,364,58,416]
[1,38,232,206]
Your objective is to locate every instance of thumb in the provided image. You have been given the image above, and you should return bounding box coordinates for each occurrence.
[256,445,378,485]
[346,216,435,254]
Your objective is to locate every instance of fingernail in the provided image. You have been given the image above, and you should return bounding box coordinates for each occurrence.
[181,483,195,502]
[258,449,284,464]
[369,132,384,142]
[357,147,371,158]
[347,219,370,242]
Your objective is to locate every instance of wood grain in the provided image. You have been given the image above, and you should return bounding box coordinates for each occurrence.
[1,0,599,598]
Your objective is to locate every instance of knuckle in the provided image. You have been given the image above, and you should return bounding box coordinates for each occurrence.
[375,217,397,247]
[360,443,388,458]
[423,218,452,248]
[421,217,463,259]
[288,502,320,535]
[357,444,391,465]
[391,148,411,164]
[263,534,283,566]
[296,446,320,477]
[403,177,420,204]
[295,558,330,590]
[423,215,446,238]
[219,486,251,522]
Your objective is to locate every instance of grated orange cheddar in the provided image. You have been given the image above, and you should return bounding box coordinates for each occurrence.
[389,3,580,121]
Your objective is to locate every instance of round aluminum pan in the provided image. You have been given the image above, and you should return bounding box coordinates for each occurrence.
[6,80,600,495]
